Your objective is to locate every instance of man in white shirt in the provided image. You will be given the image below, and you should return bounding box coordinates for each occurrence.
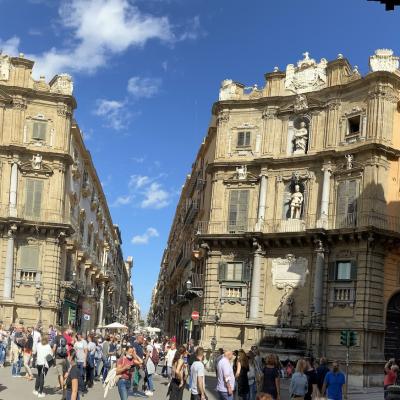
[74,333,88,393]
[190,347,207,400]
[166,341,177,380]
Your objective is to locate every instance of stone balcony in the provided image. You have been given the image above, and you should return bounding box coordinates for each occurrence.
[196,212,400,236]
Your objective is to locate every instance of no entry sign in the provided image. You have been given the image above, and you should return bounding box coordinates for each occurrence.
[191,311,200,321]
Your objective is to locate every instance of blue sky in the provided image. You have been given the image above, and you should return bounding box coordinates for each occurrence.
[1,0,399,316]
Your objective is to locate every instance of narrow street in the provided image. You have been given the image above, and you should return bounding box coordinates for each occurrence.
[0,365,384,400]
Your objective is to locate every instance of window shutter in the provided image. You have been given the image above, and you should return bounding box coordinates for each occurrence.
[228,190,239,229]
[347,180,358,215]
[32,122,47,140]
[336,181,347,217]
[242,261,252,282]
[237,132,244,146]
[328,261,336,281]
[20,246,39,271]
[350,260,357,280]
[218,261,227,281]
[25,179,35,217]
[245,131,251,146]
[33,180,43,218]
[237,190,249,231]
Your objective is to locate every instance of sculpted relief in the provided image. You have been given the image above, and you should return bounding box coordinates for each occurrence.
[271,254,309,290]
[0,54,11,81]
[369,49,399,73]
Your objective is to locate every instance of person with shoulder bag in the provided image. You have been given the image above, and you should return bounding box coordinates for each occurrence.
[289,359,308,400]
[63,349,80,400]
[33,336,53,398]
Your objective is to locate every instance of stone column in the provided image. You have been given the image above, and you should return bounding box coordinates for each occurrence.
[313,241,326,319]
[249,241,263,320]
[98,282,105,327]
[3,225,17,299]
[256,174,268,230]
[319,163,332,227]
[9,161,19,217]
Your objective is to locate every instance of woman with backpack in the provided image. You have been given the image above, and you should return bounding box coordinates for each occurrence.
[144,339,158,397]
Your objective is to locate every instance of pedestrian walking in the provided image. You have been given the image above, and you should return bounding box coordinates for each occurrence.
[247,351,258,400]
[94,337,103,380]
[384,359,399,399]
[63,349,80,400]
[11,325,24,377]
[23,327,34,380]
[166,341,177,380]
[144,338,157,396]
[321,360,346,400]
[235,350,250,400]
[304,358,318,400]
[33,336,53,398]
[190,347,207,400]
[86,334,96,388]
[316,357,329,394]
[262,354,281,400]
[216,350,235,400]
[0,325,8,367]
[51,327,69,395]
[289,359,308,399]
[115,346,143,400]
[74,332,88,394]
[168,345,187,400]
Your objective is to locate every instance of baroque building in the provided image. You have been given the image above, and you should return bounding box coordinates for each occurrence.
[152,49,400,387]
[0,52,133,331]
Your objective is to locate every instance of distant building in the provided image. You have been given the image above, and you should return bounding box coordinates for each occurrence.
[0,53,133,331]
[152,49,400,387]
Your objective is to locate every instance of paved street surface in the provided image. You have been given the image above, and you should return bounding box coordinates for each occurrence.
[0,366,384,400]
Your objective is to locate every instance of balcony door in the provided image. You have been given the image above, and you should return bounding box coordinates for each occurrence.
[384,292,400,361]
[336,179,358,228]
[228,189,249,233]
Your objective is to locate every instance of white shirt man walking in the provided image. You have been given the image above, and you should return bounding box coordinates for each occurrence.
[190,347,207,400]
[216,351,235,400]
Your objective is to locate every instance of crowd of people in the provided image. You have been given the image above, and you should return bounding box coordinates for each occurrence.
[0,323,398,400]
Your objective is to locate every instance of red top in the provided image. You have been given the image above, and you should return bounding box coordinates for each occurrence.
[117,357,135,380]
[63,333,73,355]
[384,370,397,386]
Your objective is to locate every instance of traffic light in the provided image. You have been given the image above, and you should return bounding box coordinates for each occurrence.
[340,330,349,346]
[349,330,357,347]
[184,320,189,330]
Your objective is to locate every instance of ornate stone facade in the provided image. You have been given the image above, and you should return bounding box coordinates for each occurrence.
[152,49,400,388]
[0,54,133,331]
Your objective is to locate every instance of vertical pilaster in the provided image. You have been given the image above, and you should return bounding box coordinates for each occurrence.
[318,162,332,227]
[3,225,17,299]
[256,173,268,230]
[313,240,326,320]
[249,241,263,320]
[98,282,105,327]
[9,161,18,217]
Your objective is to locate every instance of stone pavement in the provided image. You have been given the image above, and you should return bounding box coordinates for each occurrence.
[0,365,384,400]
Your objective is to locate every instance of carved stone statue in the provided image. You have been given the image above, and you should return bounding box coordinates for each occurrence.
[345,154,353,170]
[32,154,42,170]
[290,184,303,219]
[236,165,247,180]
[279,293,294,327]
[293,122,308,154]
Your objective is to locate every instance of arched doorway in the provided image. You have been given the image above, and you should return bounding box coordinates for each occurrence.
[384,292,400,361]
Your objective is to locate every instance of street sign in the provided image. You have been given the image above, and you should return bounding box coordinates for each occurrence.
[83,314,90,321]
[191,311,200,321]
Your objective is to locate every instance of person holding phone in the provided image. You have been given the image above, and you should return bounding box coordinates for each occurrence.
[116,346,143,400]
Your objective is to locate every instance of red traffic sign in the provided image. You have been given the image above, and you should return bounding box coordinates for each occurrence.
[191,311,200,321]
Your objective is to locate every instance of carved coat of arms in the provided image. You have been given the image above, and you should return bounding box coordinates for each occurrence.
[285,52,327,94]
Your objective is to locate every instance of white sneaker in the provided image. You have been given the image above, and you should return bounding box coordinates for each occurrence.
[145,390,154,396]
[32,390,39,396]
[38,394,45,398]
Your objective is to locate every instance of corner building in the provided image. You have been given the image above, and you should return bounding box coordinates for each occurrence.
[0,53,133,331]
[155,50,400,387]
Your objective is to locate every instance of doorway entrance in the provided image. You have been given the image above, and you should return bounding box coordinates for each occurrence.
[384,292,400,361]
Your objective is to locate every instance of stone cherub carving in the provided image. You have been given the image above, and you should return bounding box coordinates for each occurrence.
[32,154,42,170]
[290,184,303,219]
[279,292,294,327]
[293,122,308,154]
[345,154,353,170]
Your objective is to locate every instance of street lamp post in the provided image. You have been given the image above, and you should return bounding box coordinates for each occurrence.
[209,299,222,369]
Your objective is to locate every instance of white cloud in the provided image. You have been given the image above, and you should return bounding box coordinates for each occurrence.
[132,227,159,245]
[129,175,151,189]
[112,195,133,207]
[161,61,168,72]
[131,156,145,163]
[141,182,170,209]
[94,99,131,130]
[0,36,20,55]
[127,77,162,98]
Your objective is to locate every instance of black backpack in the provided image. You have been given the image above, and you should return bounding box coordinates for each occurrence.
[56,336,67,358]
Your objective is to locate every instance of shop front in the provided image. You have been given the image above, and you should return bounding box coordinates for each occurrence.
[60,286,80,329]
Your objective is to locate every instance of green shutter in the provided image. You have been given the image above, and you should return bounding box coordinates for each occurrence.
[33,180,43,218]
[347,180,358,215]
[350,260,357,280]
[245,131,251,146]
[328,261,336,281]
[218,261,227,281]
[237,132,244,146]
[25,179,35,217]
[336,181,347,217]
[32,122,47,141]
[20,246,39,271]
[242,261,252,282]
[237,190,249,231]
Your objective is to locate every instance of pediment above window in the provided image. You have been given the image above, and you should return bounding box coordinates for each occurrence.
[19,154,53,177]
[223,165,259,184]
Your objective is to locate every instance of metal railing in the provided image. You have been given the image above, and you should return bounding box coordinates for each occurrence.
[196,212,400,235]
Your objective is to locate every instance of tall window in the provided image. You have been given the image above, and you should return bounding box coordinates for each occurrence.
[218,261,251,282]
[25,179,44,218]
[237,131,251,147]
[65,253,73,281]
[20,245,39,271]
[329,260,357,281]
[32,121,47,142]
[228,190,249,232]
[336,179,358,227]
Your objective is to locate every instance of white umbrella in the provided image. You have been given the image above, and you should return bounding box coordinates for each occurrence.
[104,322,128,330]
[145,327,161,333]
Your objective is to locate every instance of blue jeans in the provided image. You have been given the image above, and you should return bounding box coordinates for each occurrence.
[66,390,80,400]
[147,373,154,391]
[249,382,257,400]
[117,378,131,400]
[218,392,234,400]
[0,344,6,365]
[77,362,86,392]
[12,356,22,376]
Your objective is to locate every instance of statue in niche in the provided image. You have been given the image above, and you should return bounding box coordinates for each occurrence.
[32,154,42,170]
[236,165,247,180]
[345,154,353,170]
[279,293,294,328]
[290,184,304,219]
[293,121,309,154]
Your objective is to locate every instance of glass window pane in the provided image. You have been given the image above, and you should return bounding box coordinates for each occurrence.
[337,262,351,280]
[226,263,234,280]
